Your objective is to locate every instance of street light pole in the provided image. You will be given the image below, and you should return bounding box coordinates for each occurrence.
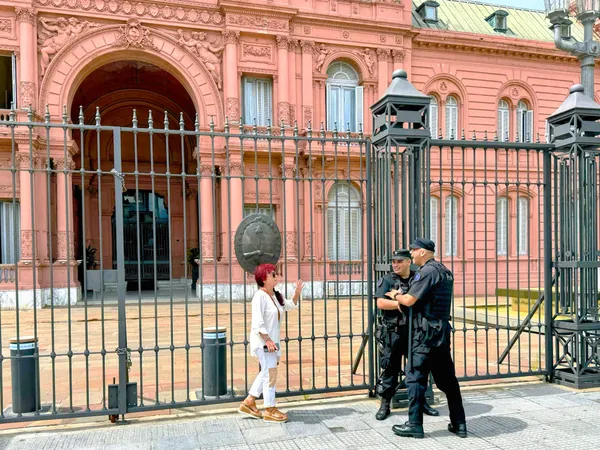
[546,1,600,98]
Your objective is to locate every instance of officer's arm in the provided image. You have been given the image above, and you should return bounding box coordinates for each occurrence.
[377,296,401,310]
[394,293,418,306]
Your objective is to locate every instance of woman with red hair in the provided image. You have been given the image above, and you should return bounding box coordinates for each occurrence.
[238,263,303,423]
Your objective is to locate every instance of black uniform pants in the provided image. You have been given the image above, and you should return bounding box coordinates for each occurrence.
[406,341,466,426]
[376,325,408,401]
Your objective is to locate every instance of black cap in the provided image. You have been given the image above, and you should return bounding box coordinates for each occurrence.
[391,249,411,261]
[409,238,435,252]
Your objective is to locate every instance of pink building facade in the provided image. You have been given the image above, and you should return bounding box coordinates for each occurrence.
[0,0,595,306]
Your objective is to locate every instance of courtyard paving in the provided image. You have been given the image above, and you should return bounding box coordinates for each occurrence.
[0,381,599,449]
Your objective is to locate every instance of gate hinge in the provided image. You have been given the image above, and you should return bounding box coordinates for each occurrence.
[110,168,126,192]
[116,346,132,371]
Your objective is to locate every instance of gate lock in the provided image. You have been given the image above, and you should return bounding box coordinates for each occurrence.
[116,346,132,372]
[110,168,127,192]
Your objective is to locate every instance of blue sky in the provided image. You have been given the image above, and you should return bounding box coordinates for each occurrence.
[476,0,545,10]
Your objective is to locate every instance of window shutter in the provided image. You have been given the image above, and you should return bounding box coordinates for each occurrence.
[498,104,509,142]
[516,109,523,142]
[355,85,364,132]
[430,101,438,138]
[256,79,272,126]
[444,196,457,256]
[430,197,439,254]
[0,202,20,264]
[526,110,533,142]
[350,207,361,260]
[497,198,508,256]
[445,101,458,139]
[327,208,335,260]
[517,197,528,255]
[243,78,255,125]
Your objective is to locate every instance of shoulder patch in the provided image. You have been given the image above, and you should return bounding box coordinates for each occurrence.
[413,272,421,281]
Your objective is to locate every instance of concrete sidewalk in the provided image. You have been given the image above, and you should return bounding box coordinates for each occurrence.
[1,382,600,449]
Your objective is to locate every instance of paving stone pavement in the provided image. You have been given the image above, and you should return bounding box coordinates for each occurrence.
[1,382,600,449]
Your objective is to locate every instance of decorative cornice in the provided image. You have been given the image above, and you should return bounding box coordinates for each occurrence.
[15,7,37,25]
[223,29,240,44]
[300,40,315,53]
[376,48,390,62]
[276,35,290,50]
[227,13,288,31]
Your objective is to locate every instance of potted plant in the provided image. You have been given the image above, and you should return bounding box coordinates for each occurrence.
[187,247,200,291]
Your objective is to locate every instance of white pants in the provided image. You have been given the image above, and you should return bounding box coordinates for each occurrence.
[249,347,279,407]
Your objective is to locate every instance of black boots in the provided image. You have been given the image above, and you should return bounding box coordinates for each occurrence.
[448,422,468,438]
[392,421,424,439]
[423,403,439,416]
[375,399,391,420]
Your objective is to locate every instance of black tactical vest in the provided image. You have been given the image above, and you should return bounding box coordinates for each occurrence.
[424,260,454,320]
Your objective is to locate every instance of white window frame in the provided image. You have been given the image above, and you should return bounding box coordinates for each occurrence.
[517,101,533,142]
[0,201,20,264]
[429,196,439,255]
[445,96,458,139]
[498,100,510,142]
[429,97,438,138]
[327,183,361,261]
[517,197,528,256]
[326,62,363,132]
[243,76,273,126]
[444,195,458,257]
[497,197,508,256]
[0,53,17,110]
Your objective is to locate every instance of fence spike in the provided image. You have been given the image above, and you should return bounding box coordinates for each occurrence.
[450,128,455,140]
[505,130,509,142]
[307,120,312,137]
[526,131,530,143]
[266,118,272,136]
[294,120,299,136]
[95,106,101,126]
[472,130,476,140]
[461,129,466,140]
[148,110,153,129]
[516,130,520,142]
[320,122,325,138]
[280,119,285,136]
[47,105,54,125]
[536,132,541,143]
[164,111,169,129]
[239,116,244,134]
[132,109,138,128]
[194,113,199,132]
[359,123,363,139]
[494,131,498,142]
[438,127,443,139]
[60,105,66,124]
[9,102,16,122]
[484,130,488,141]
[252,118,258,135]
[179,112,185,130]
[224,116,229,133]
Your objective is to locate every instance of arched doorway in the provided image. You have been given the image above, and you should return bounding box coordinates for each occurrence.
[71,60,198,291]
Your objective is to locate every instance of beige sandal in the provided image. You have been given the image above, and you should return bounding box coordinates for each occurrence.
[238,400,262,419]
[263,407,288,423]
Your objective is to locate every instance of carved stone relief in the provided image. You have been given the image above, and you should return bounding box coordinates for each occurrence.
[356,48,376,77]
[226,98,240,122]
[313,43,330,73]
[177,29,224,89]
[227,14,287,31]
[15,7,36,25]
[0,18,13,36]
[242,44,272,59]
[114,19,156,50]
[19,82,36,109]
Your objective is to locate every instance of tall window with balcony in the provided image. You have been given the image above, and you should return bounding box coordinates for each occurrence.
[326,62,363,132]
[445,96,458,138]
[429,97,438,138]
[327,183,361,268]
[0,202,20,265]
[444,195,458,257]
[0,54,16,110]
[516,101,533,142]
[243,76,272,126]
[498,100,510,142]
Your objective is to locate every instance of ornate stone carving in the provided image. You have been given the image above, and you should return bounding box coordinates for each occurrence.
[229,162,243,176]
[279,163,295,178]
[304,232,314,259]
[114,19,156,50]
[278,102,291,125]
[223,30,240,45]
[226,98,240,122]
[53,156,76,171]
[511,87,520,99]
[16,152,45,169]
[341,30,350,39]
[303,106,313,127]
[303,26,311,35]
[227,14,287,31]
[315,183,322,200]
[19,82,36,109]
[15,7,36,25]
[357,48,376,77]
[439,81,448,92]
[392,50,405,63]
[242,44,272,59]
[199,164,213,176]
[376,48,390,62]
[275,35,289,50]
[285,231,298,259]
[313,43,330,72]
[0,19,12,35]
[288,39,299,52]
[331,1,338,12]
[178,29,223,89]
[201,232,214,259]
[21,230,33,260]
[395,36,403,45]
[38,16,100,76]
[300,40,315,54]
[57,231,75,260]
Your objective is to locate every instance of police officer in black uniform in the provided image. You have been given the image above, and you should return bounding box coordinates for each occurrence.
[374,249,438,420]
[386,239,467,439]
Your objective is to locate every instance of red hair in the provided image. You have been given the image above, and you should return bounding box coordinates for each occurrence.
[254,263,277,287]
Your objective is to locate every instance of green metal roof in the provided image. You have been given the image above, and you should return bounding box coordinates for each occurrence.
[412,0,587,43]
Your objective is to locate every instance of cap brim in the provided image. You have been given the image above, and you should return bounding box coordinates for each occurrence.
[409,244,421,249]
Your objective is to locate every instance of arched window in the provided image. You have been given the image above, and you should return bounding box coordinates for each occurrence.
[517,100,533,142]
[445,96,458,138]
[429,97,438,138]
[430,196,439,254]
[326,62,363,132]
[327,183,361,260]
[517,197,528,255]
[0,201,20,264]
[497,100,510,142]
[444,195,458,257]
[497,197,508,256]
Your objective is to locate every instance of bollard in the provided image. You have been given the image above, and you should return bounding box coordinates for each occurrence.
[202,327,227,396]
[10,336,40,414]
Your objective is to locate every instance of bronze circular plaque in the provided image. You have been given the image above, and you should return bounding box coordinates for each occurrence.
[234,213,281,274]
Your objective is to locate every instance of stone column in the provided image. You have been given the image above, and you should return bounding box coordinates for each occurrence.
[302,167,315,260]
[222,161,243,262]
[199,163,215,261]
[15,7,37,110]
[288,39,299,124]
[54,156,76,262]
[223,30,240,123]
[377,49,390,98]
[276,36,291,125]
[300,41,315,128]
[280,161,297,260]
[392,50,405,74]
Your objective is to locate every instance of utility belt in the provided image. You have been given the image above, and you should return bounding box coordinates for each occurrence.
[412,312,449,348]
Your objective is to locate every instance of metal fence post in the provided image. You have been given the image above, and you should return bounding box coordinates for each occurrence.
[543,148,553,381]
